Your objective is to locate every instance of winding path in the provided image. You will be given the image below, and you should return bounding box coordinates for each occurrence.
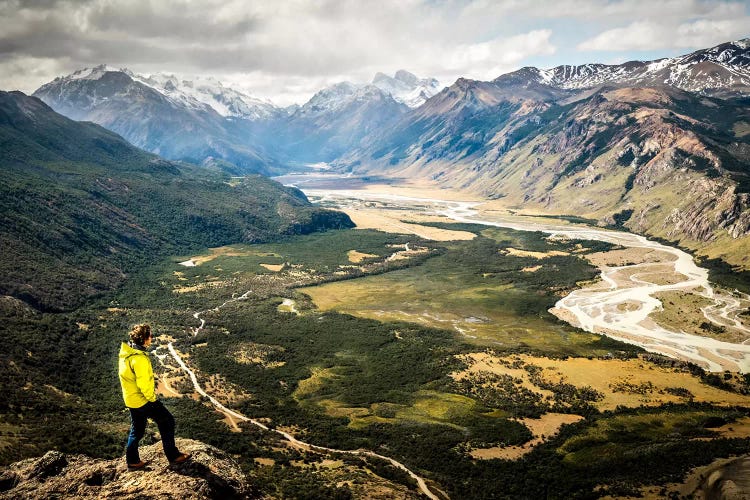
[165,292,440,500]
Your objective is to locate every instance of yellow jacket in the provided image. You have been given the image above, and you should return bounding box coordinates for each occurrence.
[118,342,157,408]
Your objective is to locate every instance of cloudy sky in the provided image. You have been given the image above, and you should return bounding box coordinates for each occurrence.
[1,0,748,105]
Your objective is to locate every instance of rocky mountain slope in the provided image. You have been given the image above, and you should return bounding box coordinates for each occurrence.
[264,82,409,164]
[0,439,249,499]
[0,90,352,311]
[32,65,275,174]
[337,39,750,268]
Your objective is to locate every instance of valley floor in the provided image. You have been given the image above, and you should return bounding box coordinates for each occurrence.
[299,180,750,372]
[4,178,750,498]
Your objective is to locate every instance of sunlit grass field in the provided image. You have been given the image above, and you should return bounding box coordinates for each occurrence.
[301,226,621,355]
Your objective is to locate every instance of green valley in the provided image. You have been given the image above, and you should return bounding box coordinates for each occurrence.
[5,221,742,498]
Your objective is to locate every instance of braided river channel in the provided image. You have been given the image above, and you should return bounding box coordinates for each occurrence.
[291,183,750,373]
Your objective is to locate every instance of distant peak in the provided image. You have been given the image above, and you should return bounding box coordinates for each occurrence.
[370,70,440,108]
[66,64,128,82]
[394,69,418,85]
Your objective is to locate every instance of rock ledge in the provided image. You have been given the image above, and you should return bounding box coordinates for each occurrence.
[0,438,249,499]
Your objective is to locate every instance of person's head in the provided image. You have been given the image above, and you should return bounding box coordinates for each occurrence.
[129,324,152,347]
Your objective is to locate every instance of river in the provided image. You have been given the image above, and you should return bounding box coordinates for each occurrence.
[292,184,750,373]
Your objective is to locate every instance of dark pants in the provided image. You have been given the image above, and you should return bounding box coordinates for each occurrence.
[126,400,180,464]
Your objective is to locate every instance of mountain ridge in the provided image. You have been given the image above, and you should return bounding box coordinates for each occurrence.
[33,67,276,174]
[514,38,750,95]
[0,90,353,311]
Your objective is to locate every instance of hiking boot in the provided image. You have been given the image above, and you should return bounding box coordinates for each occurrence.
[127,460,148,470]
[169,453,191,465]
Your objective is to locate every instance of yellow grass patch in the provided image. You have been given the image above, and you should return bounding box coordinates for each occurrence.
[293,367,341,399]
[632,269,689,286]
[260,263,285,272]
[521,265,542,273]
[347,250,378,263]
[452,353,750,411]
[470,413,584,460]
[182,245,280,266]
[76,323,89,330]
[503,247,569,259]
[318,399,371,420]
[405,391,477,421]
[452,353,554,398]
[341,207,475,241]
[585,247,676,267]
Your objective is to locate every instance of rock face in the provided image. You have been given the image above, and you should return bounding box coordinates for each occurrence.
[0,439,250,499]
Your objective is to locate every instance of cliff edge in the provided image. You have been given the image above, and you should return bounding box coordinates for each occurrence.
[0,439,250,499]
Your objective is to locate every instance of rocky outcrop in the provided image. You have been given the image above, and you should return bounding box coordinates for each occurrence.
[0,439,250,499]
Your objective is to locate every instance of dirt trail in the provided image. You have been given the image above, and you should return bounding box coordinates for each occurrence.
[166,291,441,500]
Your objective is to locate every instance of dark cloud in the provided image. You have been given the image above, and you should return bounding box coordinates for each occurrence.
[88,2,260,42]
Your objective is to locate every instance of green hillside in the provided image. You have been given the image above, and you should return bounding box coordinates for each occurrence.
[0,91,353,311]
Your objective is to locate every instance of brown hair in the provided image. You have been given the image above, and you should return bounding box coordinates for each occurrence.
[129,324,152,346]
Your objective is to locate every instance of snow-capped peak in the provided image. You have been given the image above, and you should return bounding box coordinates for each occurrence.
[300,82,369,114]
[496,37,750,94]
[132,72,280,120]
[372,70,440,107]
[64,64,126,82]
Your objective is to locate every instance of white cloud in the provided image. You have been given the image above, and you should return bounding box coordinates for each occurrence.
[578,17,750,51]
[0,54,68,92]
[0,0,747,104]
[675,18,750,47]
[441,30,556,81]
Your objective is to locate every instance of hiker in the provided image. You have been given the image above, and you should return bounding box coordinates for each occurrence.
[118,323,190,470]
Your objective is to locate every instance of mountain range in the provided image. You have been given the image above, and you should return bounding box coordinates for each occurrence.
[511,38,750,95]
[28,38,750,268]
[334,38,750,268]
[33,67,439,171]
